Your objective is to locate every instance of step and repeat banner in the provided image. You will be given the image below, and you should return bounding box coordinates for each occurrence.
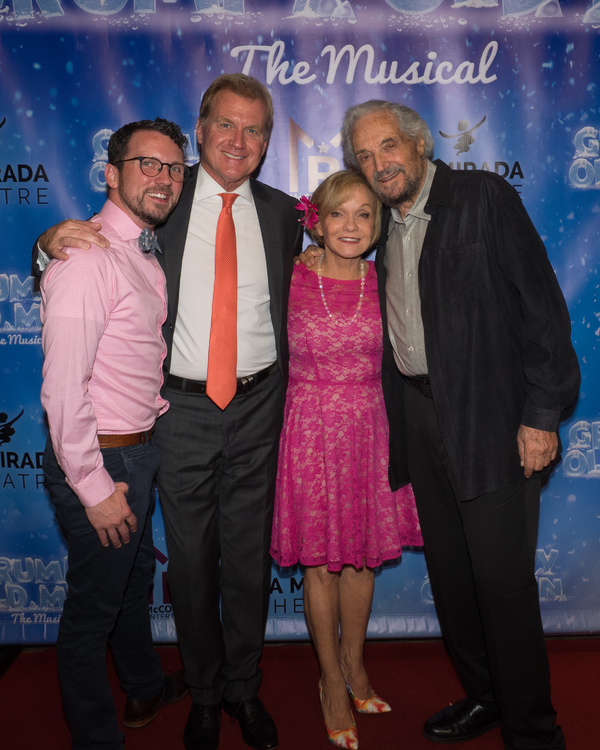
[1,0,599,644]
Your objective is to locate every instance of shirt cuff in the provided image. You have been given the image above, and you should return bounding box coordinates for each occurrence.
[36,242,51,273]
[69,466,117,508]
[520,404,561,433]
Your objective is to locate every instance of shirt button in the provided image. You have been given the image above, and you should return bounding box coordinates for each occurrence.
[405,236,411,240]
[406,309,412,314]
[408,346,414,352]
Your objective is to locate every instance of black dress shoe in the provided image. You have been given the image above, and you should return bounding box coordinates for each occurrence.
[124,670,189,728]
[184,703,221,750]
[423,697,501,743]
[223,697,278,750]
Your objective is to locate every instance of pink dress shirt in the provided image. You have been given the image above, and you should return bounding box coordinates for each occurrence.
[41,200,169,508]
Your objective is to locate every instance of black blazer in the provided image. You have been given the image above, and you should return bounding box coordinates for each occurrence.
[155,164,303,385]
[378,160,580,501]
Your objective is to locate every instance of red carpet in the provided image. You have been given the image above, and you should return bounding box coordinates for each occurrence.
[1,638,596,749]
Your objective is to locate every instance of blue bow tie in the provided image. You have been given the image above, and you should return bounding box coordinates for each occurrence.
[138,228,161,255]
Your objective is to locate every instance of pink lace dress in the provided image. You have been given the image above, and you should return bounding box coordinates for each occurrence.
[271,262,422,572]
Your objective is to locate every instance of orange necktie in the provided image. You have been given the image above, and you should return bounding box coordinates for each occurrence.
[206,193,238,409]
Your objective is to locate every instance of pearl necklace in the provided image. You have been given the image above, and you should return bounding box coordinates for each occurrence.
[317,254,366,326]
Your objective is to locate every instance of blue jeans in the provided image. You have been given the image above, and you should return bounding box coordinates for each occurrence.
[43,438,163,750]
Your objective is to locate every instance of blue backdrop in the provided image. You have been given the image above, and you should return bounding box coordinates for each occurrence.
[1,0,599,643]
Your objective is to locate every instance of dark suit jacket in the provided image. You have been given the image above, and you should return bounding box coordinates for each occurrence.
[155,164,303,385]
[378,160,580,501]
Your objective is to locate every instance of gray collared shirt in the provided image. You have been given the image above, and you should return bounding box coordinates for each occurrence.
[383,160,436,377]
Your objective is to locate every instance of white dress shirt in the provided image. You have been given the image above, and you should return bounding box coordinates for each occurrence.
[169,167,277,380]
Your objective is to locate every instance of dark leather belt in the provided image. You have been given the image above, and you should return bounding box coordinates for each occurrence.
[404,375,433,399]
[97,426,155,448]
[166,362,278,396]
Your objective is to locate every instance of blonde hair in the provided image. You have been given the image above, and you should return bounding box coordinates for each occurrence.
[308,170,381,249]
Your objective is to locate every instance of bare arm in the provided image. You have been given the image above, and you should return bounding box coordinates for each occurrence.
[39,219,110,261]
[84,482,137,548]
[516,425,558,478]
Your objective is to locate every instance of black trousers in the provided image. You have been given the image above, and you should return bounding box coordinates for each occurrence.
[43,439,163,750]
[155,369,283,705]
[403,384,565,750]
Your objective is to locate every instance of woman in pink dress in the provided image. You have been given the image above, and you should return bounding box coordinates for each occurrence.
[271,171,422,749]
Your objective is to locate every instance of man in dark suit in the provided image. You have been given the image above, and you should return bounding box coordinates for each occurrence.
[339,100,579,750]
[36,74,302,750]
[152,75,301,750]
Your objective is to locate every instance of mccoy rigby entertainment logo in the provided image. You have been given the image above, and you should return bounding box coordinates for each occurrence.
[149,545,176,628]
[439,115,524,192]
[569,126,600,189]
[563,420,600,477]
[0,273,41,341]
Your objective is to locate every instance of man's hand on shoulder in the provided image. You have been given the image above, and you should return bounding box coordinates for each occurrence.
[84,482,137,548]
[517,425,558,478]
[40,219,109,261]
[294,244,322,268]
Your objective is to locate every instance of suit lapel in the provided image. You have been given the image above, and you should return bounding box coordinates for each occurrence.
[251,179,283,342]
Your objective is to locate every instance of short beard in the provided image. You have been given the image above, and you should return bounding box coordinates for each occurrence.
[120,189,174,227]
[372,165,424,208]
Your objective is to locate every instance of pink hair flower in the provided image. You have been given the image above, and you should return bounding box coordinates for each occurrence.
[295,195,319,230]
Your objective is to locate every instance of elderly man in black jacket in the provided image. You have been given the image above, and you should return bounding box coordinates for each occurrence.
[341,100,579,750]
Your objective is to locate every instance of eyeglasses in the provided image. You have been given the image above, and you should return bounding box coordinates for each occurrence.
[115,156,190,183]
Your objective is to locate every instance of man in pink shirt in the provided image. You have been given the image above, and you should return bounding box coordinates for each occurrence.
[40,118,188,750]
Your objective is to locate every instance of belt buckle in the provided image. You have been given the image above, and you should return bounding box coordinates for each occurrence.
[237,374,255,395]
